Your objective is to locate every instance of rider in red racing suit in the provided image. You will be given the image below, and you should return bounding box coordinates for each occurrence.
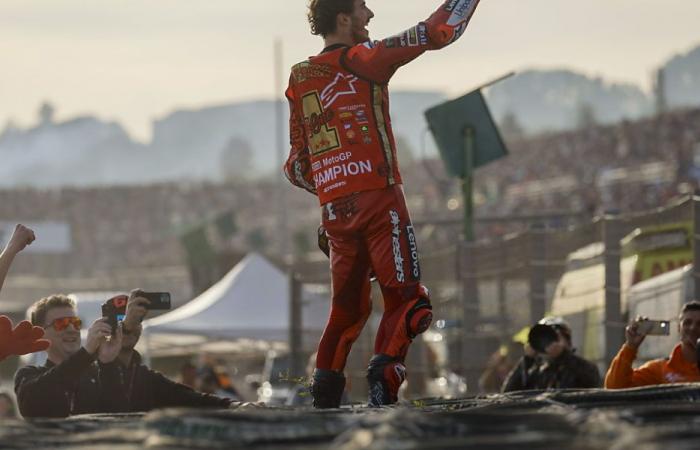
[284,0,481,407]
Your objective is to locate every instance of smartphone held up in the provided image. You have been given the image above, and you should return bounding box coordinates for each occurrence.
[637,319,671,336]
[141,292,171,310]
[101,292,171,334]
[101,295,128,334]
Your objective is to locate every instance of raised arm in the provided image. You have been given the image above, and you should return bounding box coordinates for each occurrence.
[604,344,664,389]
[343,0,481,83]
[150,369,231,409]
[0,224,35,293]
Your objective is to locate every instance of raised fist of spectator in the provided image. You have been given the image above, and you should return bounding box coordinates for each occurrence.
[0,315,50,361]
[3,224,36,255]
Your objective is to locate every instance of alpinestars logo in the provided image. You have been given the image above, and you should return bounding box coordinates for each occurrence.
[393,363,407,383]
[321,73,359,109]
[390,210,405,283]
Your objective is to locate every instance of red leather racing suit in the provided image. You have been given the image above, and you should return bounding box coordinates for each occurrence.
[284,0,480,404]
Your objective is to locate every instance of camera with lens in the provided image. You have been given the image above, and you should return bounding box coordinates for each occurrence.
[528,324,560,354]
[528,316,572,354]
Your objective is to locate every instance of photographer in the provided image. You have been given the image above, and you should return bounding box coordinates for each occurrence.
[0,224,49,362]
[502,317,601,392]
[14,295,126,418]
[114,290,232,411]
[605,301,700,389]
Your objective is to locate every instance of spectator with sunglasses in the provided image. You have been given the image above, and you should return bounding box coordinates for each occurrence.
[14,295,127,418]
[112,290,232,411]
[0,224,50,362]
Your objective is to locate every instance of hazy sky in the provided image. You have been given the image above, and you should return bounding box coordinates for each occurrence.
[2,0,699,141]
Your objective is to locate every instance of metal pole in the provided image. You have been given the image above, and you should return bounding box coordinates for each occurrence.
[460,126,480,390]
[693,193,700,299]
[274,38,289,260]
[462,127,475,242]
[497,240,508,337]
[289,272,304,377]
[529,223,547,324]
[603,212,623,365]
[461,241,481,390]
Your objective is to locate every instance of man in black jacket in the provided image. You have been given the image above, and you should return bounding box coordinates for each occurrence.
[117,290,231,411]
[14,295,127,418]
[502,317,601,392]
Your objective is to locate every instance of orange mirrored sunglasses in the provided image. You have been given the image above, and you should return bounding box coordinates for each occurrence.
[48,316,82,331]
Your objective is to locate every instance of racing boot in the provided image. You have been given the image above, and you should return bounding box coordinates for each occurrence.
[311,368,345,409]
[367,354,406,406]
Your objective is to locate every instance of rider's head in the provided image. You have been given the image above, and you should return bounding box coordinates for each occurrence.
[308,0,374,44]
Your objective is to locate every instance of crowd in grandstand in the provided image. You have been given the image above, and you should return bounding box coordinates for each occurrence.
[0,109,697,273]
[476,108,700,217]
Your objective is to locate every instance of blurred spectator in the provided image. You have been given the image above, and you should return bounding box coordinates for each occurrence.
[605,302,700,389]
[502,317,600,392]
[0,391,17,419]
[179,361,197,389]
[14,294,126,418]
[478,341,520,393]
[196,354,241,401]
[116,290,233,411]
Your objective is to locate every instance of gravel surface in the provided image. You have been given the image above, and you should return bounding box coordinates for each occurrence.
[5,384,700,449]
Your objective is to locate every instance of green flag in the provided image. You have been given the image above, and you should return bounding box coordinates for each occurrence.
[181,226,215,266]
[215,211,237,239]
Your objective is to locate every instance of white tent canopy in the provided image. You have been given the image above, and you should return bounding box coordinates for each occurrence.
[142,253,328,354]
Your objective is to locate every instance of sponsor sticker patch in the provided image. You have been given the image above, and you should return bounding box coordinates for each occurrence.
[445,0,476,26]
[405,224,421,280]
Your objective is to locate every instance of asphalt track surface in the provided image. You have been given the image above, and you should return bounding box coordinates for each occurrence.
[4,384,700,449]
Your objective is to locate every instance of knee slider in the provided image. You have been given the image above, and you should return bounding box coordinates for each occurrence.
[406,294,432,339]
[311,369,345,409]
